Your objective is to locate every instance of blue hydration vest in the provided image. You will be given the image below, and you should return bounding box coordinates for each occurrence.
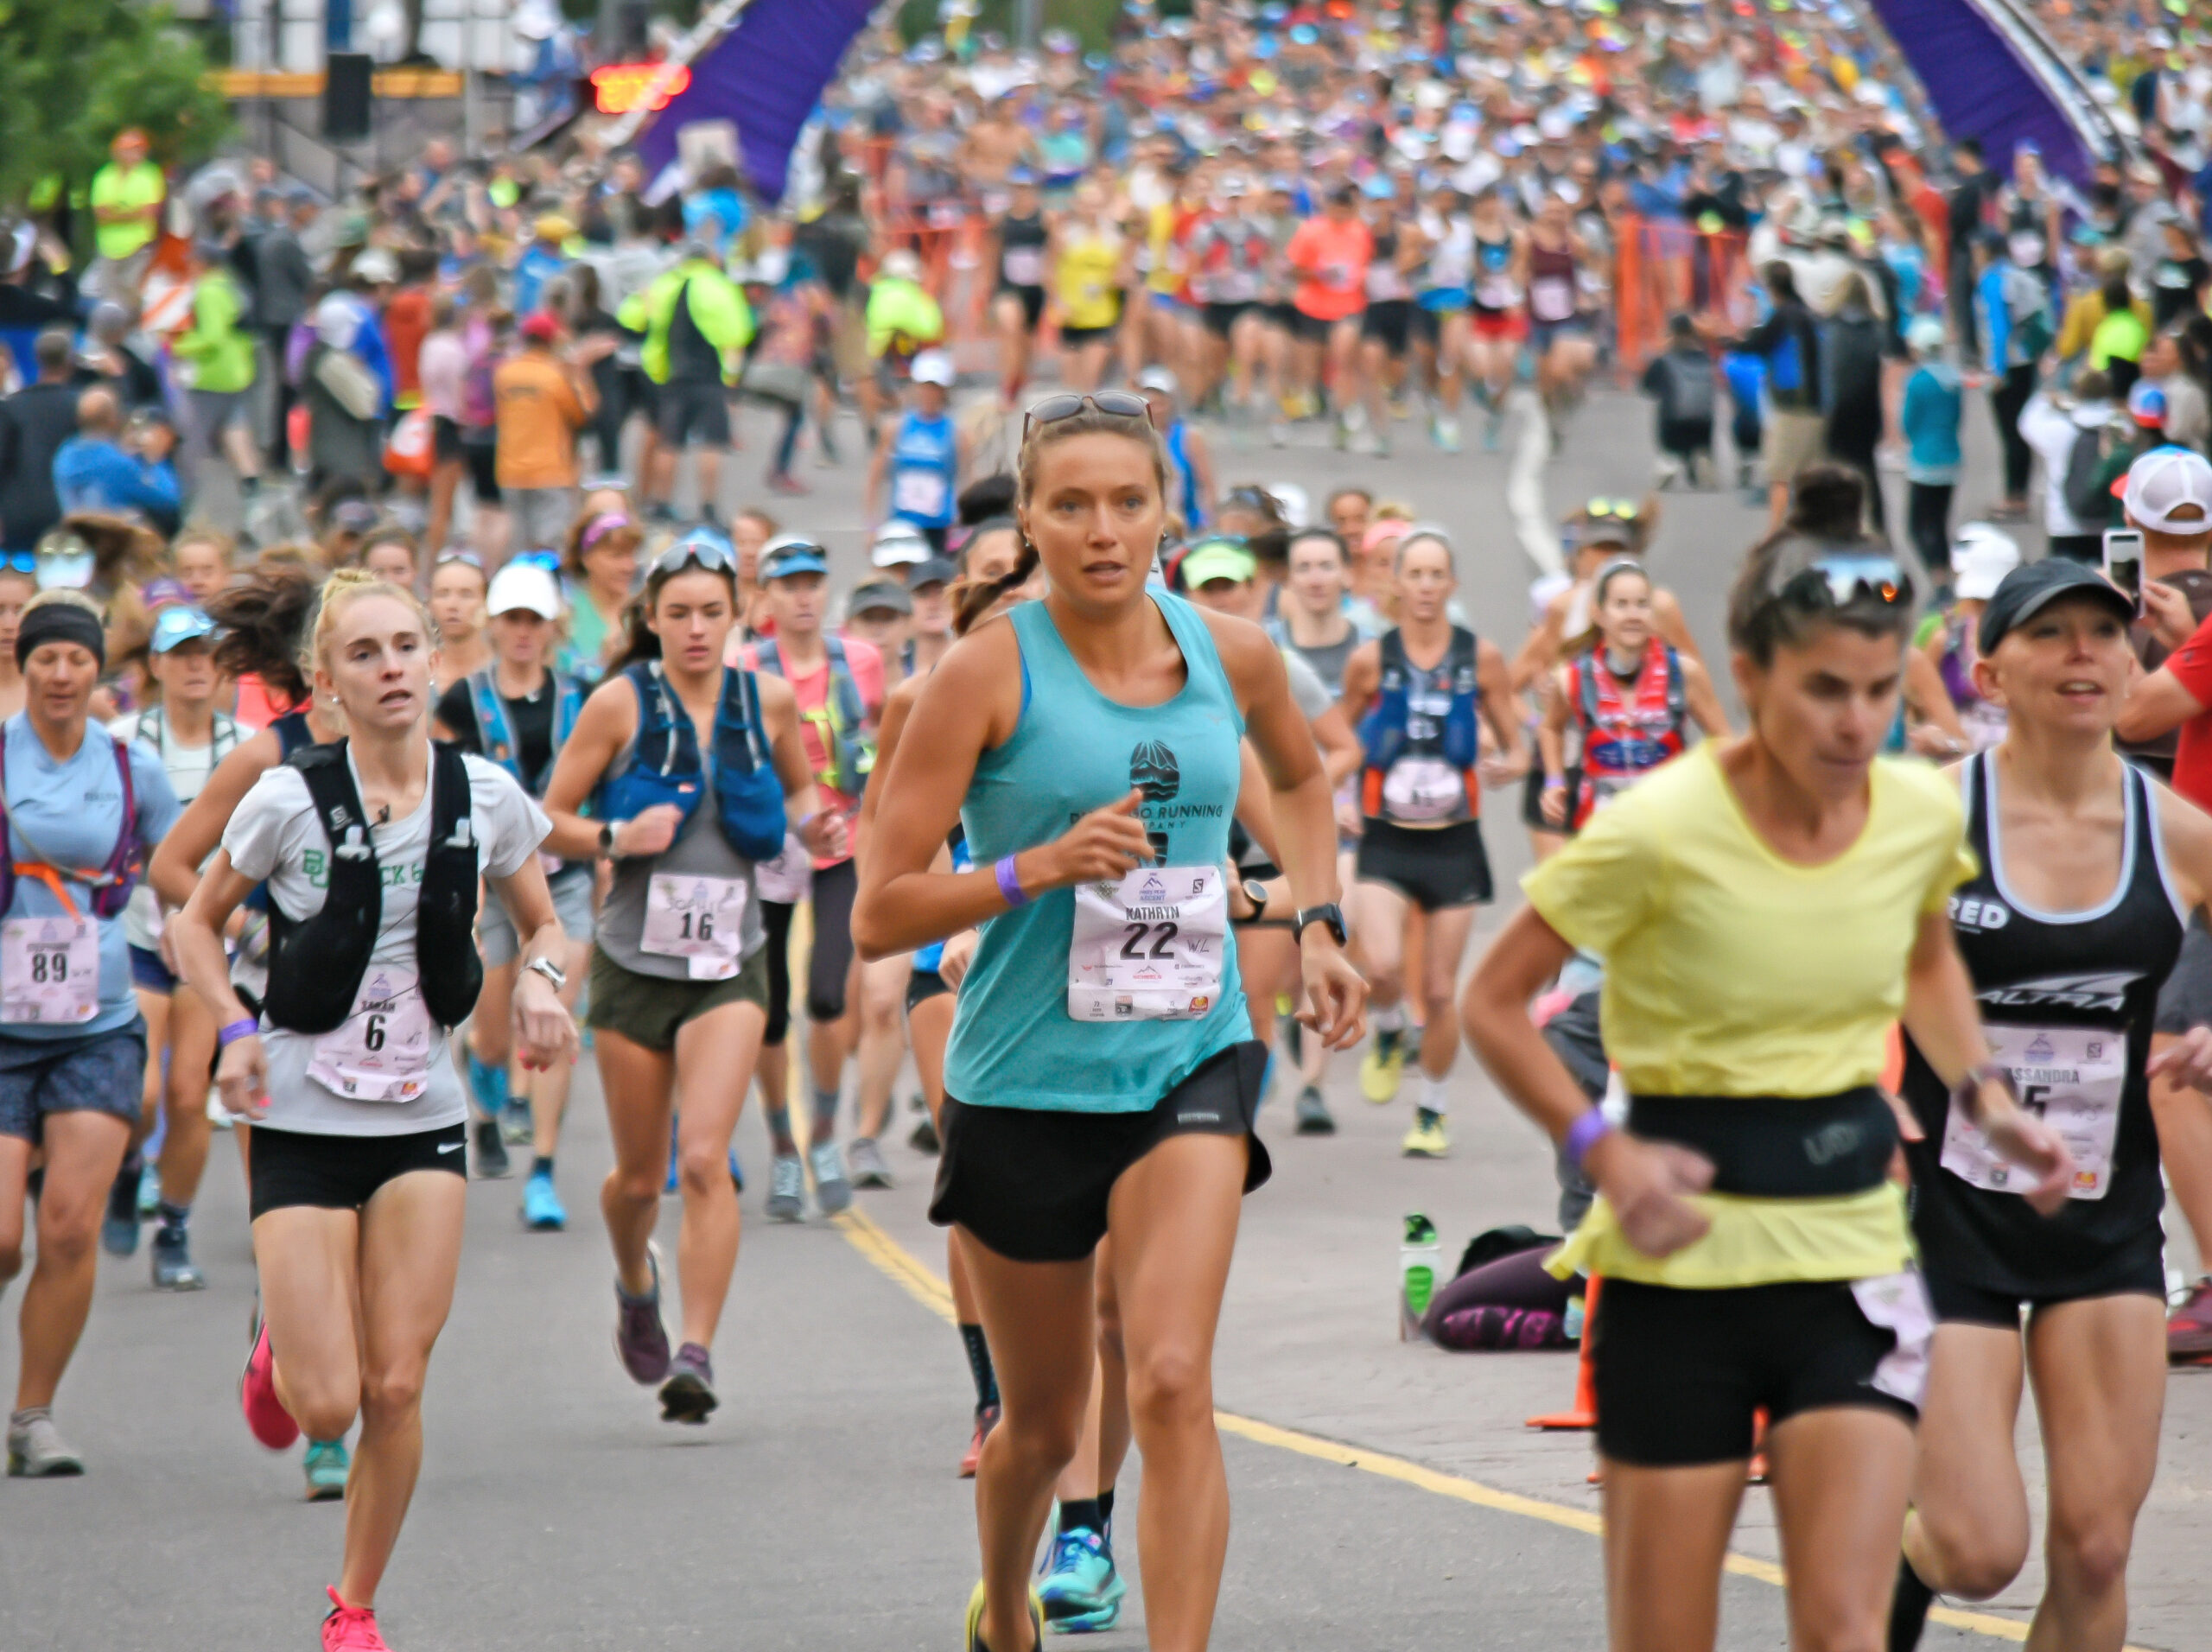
[1166,421,1205,530]
[912,830,972,975]
[1356,626,1483,819]
[888,410,957,530]
[467,667,584,794]
[597,661,787,863]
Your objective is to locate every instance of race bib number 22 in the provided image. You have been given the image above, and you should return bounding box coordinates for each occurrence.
[1067,865,1228,1021]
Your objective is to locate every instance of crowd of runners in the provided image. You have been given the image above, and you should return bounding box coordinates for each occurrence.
[14,1,2212,1649]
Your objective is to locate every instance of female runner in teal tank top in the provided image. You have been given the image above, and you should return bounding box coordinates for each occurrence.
[855,391,1365,1652]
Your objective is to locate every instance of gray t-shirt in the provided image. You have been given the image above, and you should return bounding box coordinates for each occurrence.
[598,763,768,980]
[223,748,548,1136]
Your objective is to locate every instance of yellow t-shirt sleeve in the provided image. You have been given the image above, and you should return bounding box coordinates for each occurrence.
[1923,840,1979,914]
[1520,795,1657,958]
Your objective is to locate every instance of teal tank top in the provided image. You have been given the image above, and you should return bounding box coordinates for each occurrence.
[945,592,1249,1113]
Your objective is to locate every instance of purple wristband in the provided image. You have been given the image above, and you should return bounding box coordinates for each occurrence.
[218,1018,259,1049]
[995,855,1027,908]
[1564,1106,1613,1172]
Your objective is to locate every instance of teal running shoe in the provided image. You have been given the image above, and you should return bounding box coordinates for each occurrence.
[303,1437,349,1502]
[1037,1526,1126,1633]
[521,1168,567,1231]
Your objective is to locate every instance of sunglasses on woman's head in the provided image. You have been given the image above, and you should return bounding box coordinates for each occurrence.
[653,536,738,577]
[1766,550,1913,612]
[1022,390,1156,439]
[435,550,484,569]
[1586,498,1641,521]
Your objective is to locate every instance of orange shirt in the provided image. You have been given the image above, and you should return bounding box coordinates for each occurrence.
[1287,214,1373,321]
[383,285,432,404]
[493,351,590,489]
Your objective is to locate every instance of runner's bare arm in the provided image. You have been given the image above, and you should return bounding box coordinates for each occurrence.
[538,674,642,861]
[1535,666,1573,820]
[1475,638,1529,781]
[1679,656,1732,739]
[852,620,1135,958]
[854,671,924,859]
[171,855,268,1118]
[2116,663,2206,744]
[863,416,895,524]
[1232,739,1283,868]
[2145,782,2212,1092]
[481,856,581,1072]
[148,725,283,909]
[1898,907,2075,1214]
[1308,701,1361,790]
[1335,636,1380,732]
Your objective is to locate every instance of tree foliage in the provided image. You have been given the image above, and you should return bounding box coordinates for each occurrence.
[0,0,232,206]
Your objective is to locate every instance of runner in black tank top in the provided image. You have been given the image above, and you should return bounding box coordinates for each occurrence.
[990,174,1051,404]
[1888,562,2212,1652]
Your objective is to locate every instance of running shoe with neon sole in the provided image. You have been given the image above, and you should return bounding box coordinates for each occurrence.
[1359,1027,1406,1104]
[659,1341,718,1424]
[2169,1278,2212,1362]
[1037,1526,1127,1634]
[520,1167,567,1231]
[321,1586,392,1651]
[1402,1109,1451,1159]
[766,1153,806,1222]
[613,1241,671,1385]
[304,1437,350,1502]
[242,1304,302,1451]
[810,1141,853,1216]
[960,1402,1000,1478]
[964,1580,1046,1652]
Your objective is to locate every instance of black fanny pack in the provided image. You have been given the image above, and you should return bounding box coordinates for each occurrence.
[1627,1087,1897,1198]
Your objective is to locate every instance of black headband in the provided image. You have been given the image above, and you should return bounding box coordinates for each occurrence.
[16,603,105,670]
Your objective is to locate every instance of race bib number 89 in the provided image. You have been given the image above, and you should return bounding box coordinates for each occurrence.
[1941,1022,2124,1200]
[0,916,99,1024]
[1068,865,1228,1022]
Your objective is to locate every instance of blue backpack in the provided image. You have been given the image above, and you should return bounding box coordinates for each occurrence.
[597,661,787,863]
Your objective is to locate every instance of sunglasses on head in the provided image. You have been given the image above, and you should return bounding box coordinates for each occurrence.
[0,552,35,575]
[1767,550,1914,613]
[1022,390,1156,440]
[1585,498,1642,521]
[653,536,738,577]
[435,549,484,569]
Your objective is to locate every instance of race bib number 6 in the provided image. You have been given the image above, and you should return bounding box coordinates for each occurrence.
[308,969,438,1103]
[1068,865,1228,1021]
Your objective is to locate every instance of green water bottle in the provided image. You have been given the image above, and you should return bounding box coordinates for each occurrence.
[1401,1213,1441,1341]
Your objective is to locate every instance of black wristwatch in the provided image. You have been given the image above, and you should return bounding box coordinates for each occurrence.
[1294,902,1348,946]
[598,822,617,859]
[1233,878,1272,923]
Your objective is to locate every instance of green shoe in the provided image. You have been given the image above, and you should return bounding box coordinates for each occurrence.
[303,1437,350,1502]
[963,1579,1045,1652]
[1037,1527,1127,1633]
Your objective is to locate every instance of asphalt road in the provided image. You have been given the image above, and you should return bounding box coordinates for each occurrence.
[6,381,2163,1650]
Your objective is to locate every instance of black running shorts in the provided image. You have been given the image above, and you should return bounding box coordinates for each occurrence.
[1923,1253,2166,1328]
[1355,817,1493,911]
[906,967,951,1015]
[248,1121,467,1219]
[1592,1277,1922,1466]
[656,379,732,448]
[929,1039,1272,1262]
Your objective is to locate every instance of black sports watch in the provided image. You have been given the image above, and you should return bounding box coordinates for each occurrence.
[598,822,618,859]
[1294,903,1348,946]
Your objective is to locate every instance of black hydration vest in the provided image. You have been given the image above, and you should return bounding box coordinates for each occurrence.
[261,740,485,1035]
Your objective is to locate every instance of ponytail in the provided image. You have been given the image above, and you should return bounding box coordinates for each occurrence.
[950,537,1039,637]
[604,592,663,674]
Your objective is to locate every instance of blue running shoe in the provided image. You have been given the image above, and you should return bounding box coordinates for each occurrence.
[728,1147,744,1192]
[521,1168,567,1231]
[136,1159,162,1217]
[303,1437,350,1502]
[1037,1527,1126,1633]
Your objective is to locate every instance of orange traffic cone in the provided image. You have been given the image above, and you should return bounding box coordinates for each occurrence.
[1527,1275,1600,1430]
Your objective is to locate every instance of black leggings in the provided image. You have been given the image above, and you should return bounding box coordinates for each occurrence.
[1991,363,2037,501]
[761,857,859,1046]
[1908,480,1955,574]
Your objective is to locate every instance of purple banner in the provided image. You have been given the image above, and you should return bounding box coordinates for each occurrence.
[1868,0,2120,187]
[636,0,874,204]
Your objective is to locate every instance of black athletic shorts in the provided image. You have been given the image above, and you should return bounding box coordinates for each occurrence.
[657,378,732,448]
[1593,1277,1923,1465]
[1355,816,1493,911]
[1924,1255,2167,1329]
[1203,300,1255,340]
[1361,299,1414,356]
[1262,301,1300,332]
[432,414,464,465]
[906,966,950,1015]
[248,1121,467,1219]
[930,1039,1272,1262]
[462,434,500,505]
[1289,308,1349,346]
[1059,323,1116,351]
[998,284,1046,330]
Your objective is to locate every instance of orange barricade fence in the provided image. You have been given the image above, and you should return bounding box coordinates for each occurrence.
[1612,213,1755,378]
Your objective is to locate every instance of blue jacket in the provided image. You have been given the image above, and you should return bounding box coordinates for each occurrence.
[52,435,180,521]
[1901,363,1964,481]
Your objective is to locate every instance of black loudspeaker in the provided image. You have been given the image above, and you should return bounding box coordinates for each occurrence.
[324,52,373,143]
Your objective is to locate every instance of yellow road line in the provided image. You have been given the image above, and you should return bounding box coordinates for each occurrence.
[832,1208,2152,1649]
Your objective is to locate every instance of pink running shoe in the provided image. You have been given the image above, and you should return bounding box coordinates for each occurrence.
[321,1586,391,1651]
[241,1306,301,1451]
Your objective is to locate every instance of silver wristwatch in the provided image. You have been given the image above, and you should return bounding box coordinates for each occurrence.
[524,956,568,993]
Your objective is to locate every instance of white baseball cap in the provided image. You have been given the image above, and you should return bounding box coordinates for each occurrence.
[871,521,932,567]
[2123,447,2212,535]
[1949,524,2020,601]
[486,561,564,620]
[910,349,956,387]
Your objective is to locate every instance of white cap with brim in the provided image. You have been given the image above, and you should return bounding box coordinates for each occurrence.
[485,561,564,620]
[2123,446,2212,535]
[1950,527,2020,601]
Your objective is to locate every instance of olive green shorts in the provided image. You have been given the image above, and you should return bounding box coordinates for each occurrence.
[587,946,770,1052]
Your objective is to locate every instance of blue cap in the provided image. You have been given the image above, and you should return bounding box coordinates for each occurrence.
[149,605,217,653]
[761,539,830,581]
[1361,172,1397,200]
